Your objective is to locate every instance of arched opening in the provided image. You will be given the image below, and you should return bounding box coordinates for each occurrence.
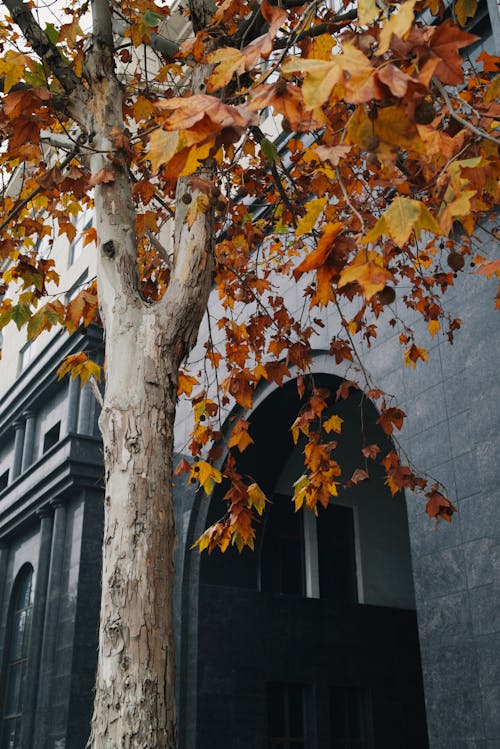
[194,374,428,748]
[1,564,34,749]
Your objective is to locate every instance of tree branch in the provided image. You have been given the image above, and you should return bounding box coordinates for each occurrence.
[433,77,500,147]
[2,0,84,98]
[0,149,79,236]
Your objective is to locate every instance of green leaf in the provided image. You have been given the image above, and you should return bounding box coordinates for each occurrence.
[10,303,32,330]
[44,23,59,44]
[261,138,279,164]
[144,10,163,26]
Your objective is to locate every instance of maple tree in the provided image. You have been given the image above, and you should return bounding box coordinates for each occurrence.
[0,0,499,745]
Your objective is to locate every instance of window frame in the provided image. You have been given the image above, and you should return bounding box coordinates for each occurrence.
[1,565,34,749]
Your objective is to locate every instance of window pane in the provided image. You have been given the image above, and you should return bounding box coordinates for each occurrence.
[268,684,285,737]
[288,685,305,737]
[4,665,22,715]
[2,717,18,749]
[2,568,33,745]
[318,505,358,603]
[261,496,305,595]
[330,687,371,748]
[268,683,306,746]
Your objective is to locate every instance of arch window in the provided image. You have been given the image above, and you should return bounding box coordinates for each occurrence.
[261,495,359,602]
[2,565,34,749]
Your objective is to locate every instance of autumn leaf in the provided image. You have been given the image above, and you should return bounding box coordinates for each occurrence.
[362,197,442,248]
[293,474,309,511]
[350,468,369,484]
[174,458,191,477]
[314,144,351,166]
[358,0,380,26]
[455,0,478,26]
[0,51,33,93]
[428,320,440,337]
[323,414,343,434]
[228,419,254,452]
[377,0,416,56]
[56,352,101,386]
[404,344,428,368]
[425,487,457,522]
[475,258,500,279]
[27,300,65,340]
[295,197,327,236]
[293,222,343,279]
[282,57,343,109]
[206,47,246,93]
[148,129,179,172]
[155,94,256,134]
[362,444,381,459]
[338,250,393,300]
[377,407,406,435]
[247,482,267,515]
[191,460,222,495]
[177,371,199,396]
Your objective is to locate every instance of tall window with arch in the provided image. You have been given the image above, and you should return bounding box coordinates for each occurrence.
[1,565,34,749]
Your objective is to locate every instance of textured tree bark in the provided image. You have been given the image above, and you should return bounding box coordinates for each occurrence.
[84,4,215,746]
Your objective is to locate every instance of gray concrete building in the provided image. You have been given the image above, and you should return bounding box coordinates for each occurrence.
[1,3,499,746]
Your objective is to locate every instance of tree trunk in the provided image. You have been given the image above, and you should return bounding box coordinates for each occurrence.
[90,317,178,749]
[86,61,214,749]
[82,3,215,744]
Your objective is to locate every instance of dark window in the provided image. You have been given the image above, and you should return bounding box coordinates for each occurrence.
[2,566,34,749]
[261,495,305,595]
[330,687,372,748]
[43,422,60,453]
[268,683,306,748]
[0,469,8,491]
[317,504,358,603]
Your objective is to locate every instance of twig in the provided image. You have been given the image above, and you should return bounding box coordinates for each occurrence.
[433,77,500,147]
[89,375,104,408]
[0,149,79,236]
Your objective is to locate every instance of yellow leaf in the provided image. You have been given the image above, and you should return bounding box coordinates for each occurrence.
[455,0,477,26]
[323,414,343,434]
[193,461,222,495]
[179,140,214,178]
[485,74,500,104]
[428,320,440,337]
[377,0,416,56]
[206,47,246,92]
[282,57,342,109]
[293,474,309,512]
[247,482,267,515]
[362,197,441,248]
[358,0,380,25]
[291,416,310,445]
[148,129,179,172]
[295,197,327,236]
[439,190,476,234]
[0,51,32,93]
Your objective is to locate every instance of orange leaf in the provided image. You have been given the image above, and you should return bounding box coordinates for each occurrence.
[293,222,343,279]
[228,419,254,452]
[178,371,199,397]
[338,251,393,300]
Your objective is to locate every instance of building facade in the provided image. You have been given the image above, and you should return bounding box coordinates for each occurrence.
[1,3,499,747]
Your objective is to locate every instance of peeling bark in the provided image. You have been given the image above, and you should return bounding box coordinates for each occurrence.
[84,3,215,745]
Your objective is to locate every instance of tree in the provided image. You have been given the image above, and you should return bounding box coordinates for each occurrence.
[0,0,498,745]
